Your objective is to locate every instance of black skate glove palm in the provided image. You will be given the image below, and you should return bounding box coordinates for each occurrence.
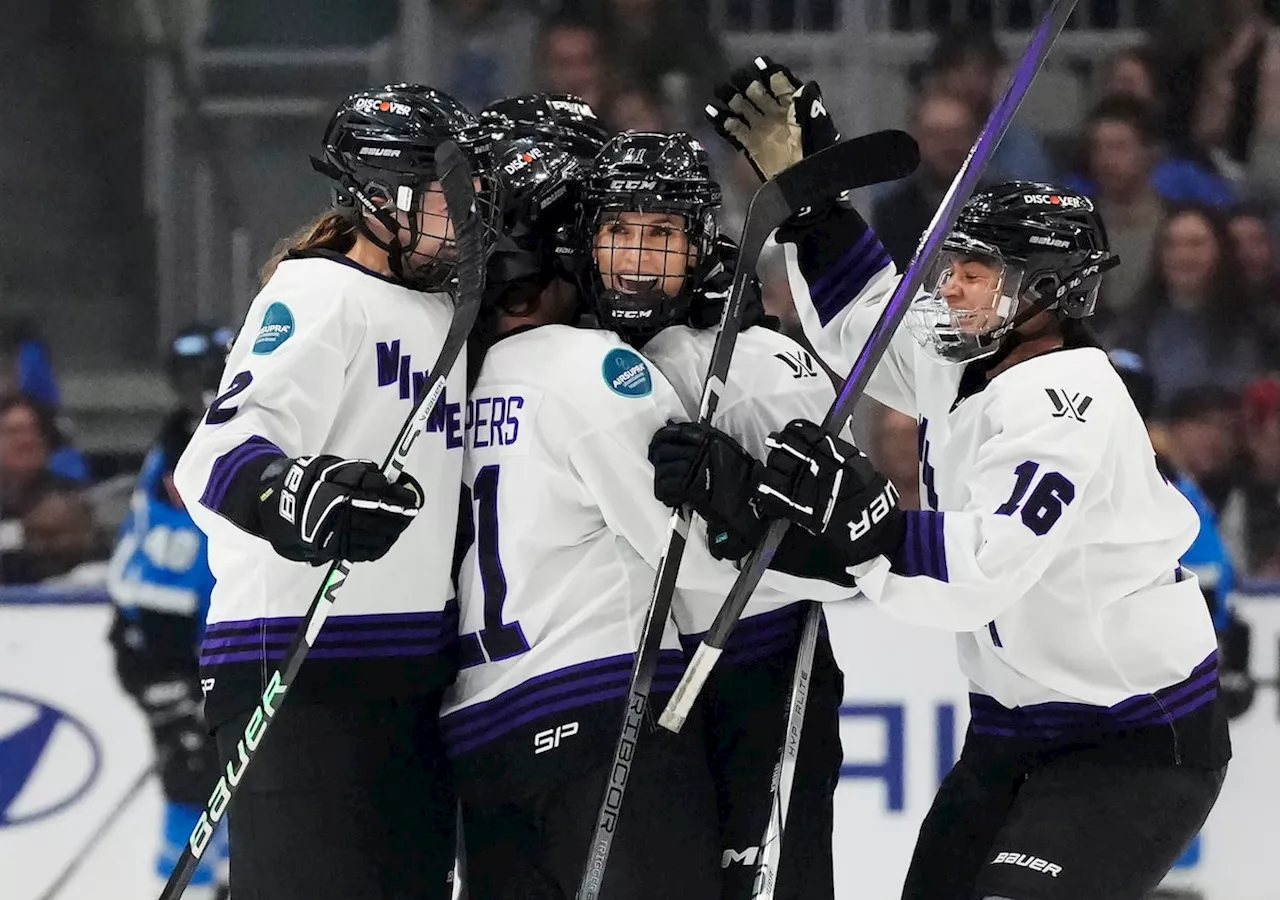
[705,55,841,182]
[755,419,904,567]
[649,422,765,561]
[258,455,423,565]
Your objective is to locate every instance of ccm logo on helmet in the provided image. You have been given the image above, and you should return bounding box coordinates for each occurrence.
[353,97,412,116]
[607,179,658,192]
[1022,193,1088,209]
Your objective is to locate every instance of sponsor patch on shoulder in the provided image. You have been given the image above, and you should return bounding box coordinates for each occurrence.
[252,302,295,354]
[602,347,652,398]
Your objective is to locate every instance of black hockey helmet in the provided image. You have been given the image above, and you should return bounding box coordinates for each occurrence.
[581,131,723,341]
[167,322,235,409]
[487,137,588,287]
[310,84,495,290]
[480,93,610,162]
[906,181,1118,363]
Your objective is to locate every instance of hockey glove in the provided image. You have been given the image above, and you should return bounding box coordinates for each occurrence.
[755,419,904,567]
[257,455,423,565]
[1217,608,1257,719]
[705,55,841,182]
[649,422,766,561]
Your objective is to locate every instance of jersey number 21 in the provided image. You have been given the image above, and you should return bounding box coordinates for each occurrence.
[457,465,530,668]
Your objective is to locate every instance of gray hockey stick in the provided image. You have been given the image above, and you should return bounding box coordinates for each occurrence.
[157,141,488,900]
[660,0,1082,732]
[36,759,163,900]
[751,600,820,900]
[573,133,919,900]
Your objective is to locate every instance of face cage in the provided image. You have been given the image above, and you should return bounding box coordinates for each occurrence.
[587,201,712,338]
[905,247,1026,364]
[355,175,500,293]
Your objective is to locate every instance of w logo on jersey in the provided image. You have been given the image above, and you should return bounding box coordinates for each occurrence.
[1044,388,1092,423]
[775,349,818,379]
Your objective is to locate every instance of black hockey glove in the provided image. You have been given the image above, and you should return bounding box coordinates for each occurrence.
[687,235,770,331]
[1217,608,1256,719]
[649,422,766,561]
[705,55,841,182]
[755,419,904,567]
[257,455,423,565]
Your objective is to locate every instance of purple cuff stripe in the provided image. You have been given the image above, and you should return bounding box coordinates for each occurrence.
[893,512,948,581]
[807,229,875,300]
[199,436,284,511]
[811,246,894,327]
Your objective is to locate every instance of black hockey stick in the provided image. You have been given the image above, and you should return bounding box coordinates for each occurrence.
[35,760,162,900]
[157,141,488,900]
[659,0,1081,733]
[750,600,819,900]
[574,131,918,900]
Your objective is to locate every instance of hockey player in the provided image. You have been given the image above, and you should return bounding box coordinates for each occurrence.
[581,129,847,900]
[479,91,610,159]
[441,132,724,900]
[108,323,234,900]
[653,58,1231,900]
[173,85,488,900]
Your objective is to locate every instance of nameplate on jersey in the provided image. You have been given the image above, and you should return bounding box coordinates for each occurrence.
[376,340,463,449]
[465,386,541,457]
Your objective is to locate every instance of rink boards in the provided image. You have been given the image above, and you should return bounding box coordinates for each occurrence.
[3,588,1278,900]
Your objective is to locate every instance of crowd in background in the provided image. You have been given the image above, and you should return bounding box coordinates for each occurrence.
[9,0,1280,585]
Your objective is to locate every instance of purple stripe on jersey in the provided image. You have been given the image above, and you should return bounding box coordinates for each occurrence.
[807,229,875,300]
[442,653,689,739]
[202,626,452,650]
[440,653,687,743]
[721,632,811,668]
[678,602,807,654]
[199,436,283,512]
[204,610,455,634]
[892,511,948,581]
[200,641,457,666]
[969,653,1219,739]
[444,673,684,757]
[811,243,894,328]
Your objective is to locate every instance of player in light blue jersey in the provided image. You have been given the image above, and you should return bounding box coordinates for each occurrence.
[107,323,233,899]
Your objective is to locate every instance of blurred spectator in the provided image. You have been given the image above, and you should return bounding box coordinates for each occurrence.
[1161,385,1242,513]
[1118,206,1262,404]
[0,317,89,482]
[538,16,611,114]
[1226,202,1280,367]
[872,89,982,269]
[422,0,537,110]
[595,0,726,125]
[872,405,922,510]
[1220,375,1280,575]
[607,83,671,133]
[0,394,93,582]
[1098,44,1164,113]
[1161,0,1280,182]
[10,488,101,582]
[921,24,1056,183]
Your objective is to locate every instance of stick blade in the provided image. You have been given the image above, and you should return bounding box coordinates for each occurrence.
[774,129,919,210]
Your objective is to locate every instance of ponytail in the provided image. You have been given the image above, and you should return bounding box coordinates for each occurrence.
[260,211,359,286]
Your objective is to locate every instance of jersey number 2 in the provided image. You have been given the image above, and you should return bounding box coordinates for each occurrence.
[459,465,530,667]
[205,371,253,425]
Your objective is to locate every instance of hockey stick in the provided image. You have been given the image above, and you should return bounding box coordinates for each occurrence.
[35,760,162,900]
[659,0,1081,733]
[157,141,488,900]
[750,601,819,900]
[574,131,918,900]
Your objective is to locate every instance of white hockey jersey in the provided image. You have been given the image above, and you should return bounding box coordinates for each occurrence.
[782,213,1226,761]
[439,325,838,758]
[642,323,860,656]
[174,252,466,721]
